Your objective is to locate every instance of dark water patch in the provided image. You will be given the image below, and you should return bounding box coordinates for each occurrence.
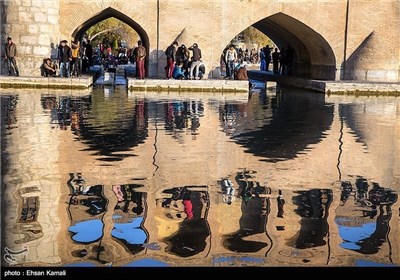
[157,186,210,258]
[222,171,270,253]
[289,189,333,249]
[221,91,334,161]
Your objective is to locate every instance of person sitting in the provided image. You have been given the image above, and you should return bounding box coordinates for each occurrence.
[187,59,206,80]
[234,63,248,80]
[172,63,186,79]
[40,58,57,77]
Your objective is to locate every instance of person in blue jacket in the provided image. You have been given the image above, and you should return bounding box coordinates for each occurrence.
[173,62,186,79]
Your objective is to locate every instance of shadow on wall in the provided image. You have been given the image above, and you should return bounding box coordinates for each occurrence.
[155,28,193,79]
[150,49,166,78]
[209,67,222,79]
[342,32,374,80]
[1,0,8,75]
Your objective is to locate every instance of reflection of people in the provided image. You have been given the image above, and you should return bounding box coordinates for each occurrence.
[159,187,198,220]
[159,188,210,257]
[112,185,124,202]
[71,195,79,205]
[340,181,353,205]
[222,179,236,205]
[240,185,253,205]
[113,185,144,216]
[277,190,285,218]
[183,200,193,219]
[68,172,85,194]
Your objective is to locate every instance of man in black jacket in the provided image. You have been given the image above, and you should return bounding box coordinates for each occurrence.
[165,41,178,79]
[58,40,72,77]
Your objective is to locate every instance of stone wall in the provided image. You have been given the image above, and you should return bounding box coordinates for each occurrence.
[1,0,60,77]
[343,0,400,81]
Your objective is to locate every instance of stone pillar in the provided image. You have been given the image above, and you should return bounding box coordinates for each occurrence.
[1,0,60,77]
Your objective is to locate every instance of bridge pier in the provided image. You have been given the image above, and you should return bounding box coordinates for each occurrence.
[1,0,61,77]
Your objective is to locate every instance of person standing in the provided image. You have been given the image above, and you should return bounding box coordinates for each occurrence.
[265,44,273,71]
[176,44,190,74]
[71,40,81,77]
[259,47,266,71]
[4,37,19,76]
[165,41,178,79]
[134,40,146,79]
[188,43,202,79]
[84,40,93,68]
[272,48,280,74]
[58,40,72,78]
[225,45,237,79]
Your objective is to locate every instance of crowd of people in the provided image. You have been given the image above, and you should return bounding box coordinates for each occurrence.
[3,35,294,80]
[221,44,295,77]
[38,38,94,78]
[164,41,205,80]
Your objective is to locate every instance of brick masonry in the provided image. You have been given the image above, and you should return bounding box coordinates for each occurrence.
[1,0,399,82]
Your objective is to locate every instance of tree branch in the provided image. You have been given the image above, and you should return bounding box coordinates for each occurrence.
[89,27,123,41]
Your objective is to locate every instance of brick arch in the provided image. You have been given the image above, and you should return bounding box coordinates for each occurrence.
[70,7,150,76]
[223,12,337,80]
[254,13,337,80]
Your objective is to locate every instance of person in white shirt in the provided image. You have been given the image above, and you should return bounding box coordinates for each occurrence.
[225,45,237,79]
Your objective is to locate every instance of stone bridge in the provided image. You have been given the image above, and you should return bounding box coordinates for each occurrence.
[1,0,399,82]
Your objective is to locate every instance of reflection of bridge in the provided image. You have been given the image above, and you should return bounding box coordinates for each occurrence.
[2,89,399,266]
[1,0,399,82]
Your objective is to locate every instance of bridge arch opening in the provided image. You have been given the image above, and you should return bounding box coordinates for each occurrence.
[226,13,336,80]
[72,7,150,76]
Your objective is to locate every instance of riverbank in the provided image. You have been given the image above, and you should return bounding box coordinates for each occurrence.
[127,78,249,93]
[0,75,94,90]
[248,71,400,95]
[0,74,249,93]
[1,72,399,95]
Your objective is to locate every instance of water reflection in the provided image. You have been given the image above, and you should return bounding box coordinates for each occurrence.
[1,95,18,130]
[220,92,334,162]
[222,171,270,253]
[112,184,148,254]
[164,100,204,139]
[1,87,399,267]
[67,173,107,243]
[290,189,333,249]
[336,178,397,256]
[14,186,43,244]
[156,186,210,257]
[277,190,285,219]
[41,91,148,161]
